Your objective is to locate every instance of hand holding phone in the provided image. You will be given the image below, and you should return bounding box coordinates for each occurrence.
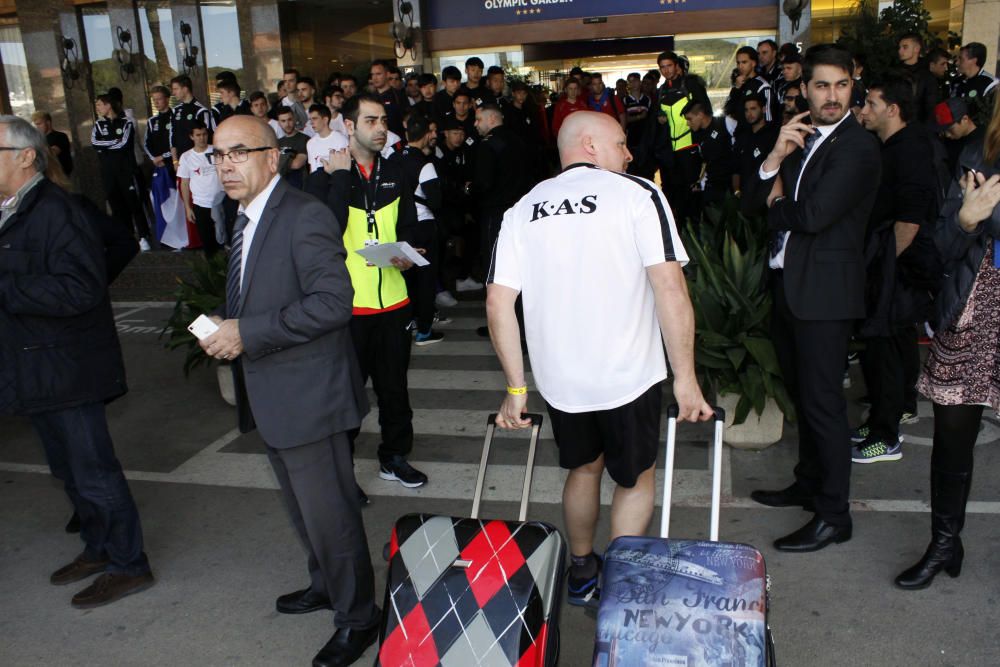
[188,314,220,341]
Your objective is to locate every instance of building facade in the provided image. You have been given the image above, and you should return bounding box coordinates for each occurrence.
[0,0,989,204]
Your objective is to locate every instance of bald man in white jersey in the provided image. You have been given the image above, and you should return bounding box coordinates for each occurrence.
[487,111,713,607]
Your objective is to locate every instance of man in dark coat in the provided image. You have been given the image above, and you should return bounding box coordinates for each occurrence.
[0,115,153,607]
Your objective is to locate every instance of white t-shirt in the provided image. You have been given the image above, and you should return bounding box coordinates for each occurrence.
[177,148,223,208]
[306,130,349,173]
[382,130,403,159]
[329,114,347,136]
[267,118,286,139]
[488,164,688,413]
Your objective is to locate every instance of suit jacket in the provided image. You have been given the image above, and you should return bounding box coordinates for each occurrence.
[229,177,369,448]
[747,113,881,321]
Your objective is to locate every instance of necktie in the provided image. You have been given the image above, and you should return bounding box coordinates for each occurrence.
[770,130,821,259]
[227,213,249,318]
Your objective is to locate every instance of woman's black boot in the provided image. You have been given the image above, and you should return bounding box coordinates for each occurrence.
[895,469,972,590]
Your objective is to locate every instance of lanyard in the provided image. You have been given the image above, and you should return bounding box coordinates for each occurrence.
[355,157,382,236]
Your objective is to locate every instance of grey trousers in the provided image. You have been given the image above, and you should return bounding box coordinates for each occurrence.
[266,432,379,629]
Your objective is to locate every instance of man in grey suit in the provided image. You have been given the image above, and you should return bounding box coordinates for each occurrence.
[201,115,380,667]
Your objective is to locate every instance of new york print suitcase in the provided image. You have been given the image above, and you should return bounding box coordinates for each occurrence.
[377,413,566,667]
[593,405,776,667]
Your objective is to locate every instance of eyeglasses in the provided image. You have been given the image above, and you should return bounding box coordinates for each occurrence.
[211,146,274,165]
[0,146,24,152]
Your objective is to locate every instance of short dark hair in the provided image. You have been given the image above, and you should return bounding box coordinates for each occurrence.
[802,44,854,84]
[486,65,504,78]
[215,70,236,84]
[898,32,924,50]
[387,65,401,76]
[248,91,268,104]
[736,46,759,63]
[681,100,711,117]
[591,72,604,81]
[627,72,641,81]
[340,74,358,86]
[962,42,987,69]
[465,57,484,69]
[453,90,472,103]
[758,39,778,51]
[657,51,680,66]
[869,76,916,123]
[743,93,765,109]
[189,119,208,133]
[405,113,433,142]
[370,59,389,71]
[441,66,461,82]
[298,76,316,90]
[150,85,170,98]
[217,80,241,96]
[418,73,437,87]
[927,48,950,64]
[341,93,383,124]
[276,106,294,118]
[778,42,799,61]
[170,75,193,91]
[308,103,331,119]
[284,68,299,78]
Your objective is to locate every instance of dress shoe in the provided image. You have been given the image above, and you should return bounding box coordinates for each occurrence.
[312,621,381,667]
[50,554,110,585]
[71,571,155,608]
[750,484,816,512]
[774,516,852,553]
[276,587,332,614]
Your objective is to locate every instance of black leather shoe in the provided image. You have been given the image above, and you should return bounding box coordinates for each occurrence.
[751,484,816,512]
[276,587,332,615]
[312,621,380,667]
[774,516,852,552]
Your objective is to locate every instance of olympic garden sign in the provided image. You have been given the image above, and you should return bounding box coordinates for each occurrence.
[424,0,777,30]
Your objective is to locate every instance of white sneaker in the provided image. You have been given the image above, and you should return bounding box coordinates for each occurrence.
[455,277,484,292]
[139,238,151,252]
[435,291,458,307]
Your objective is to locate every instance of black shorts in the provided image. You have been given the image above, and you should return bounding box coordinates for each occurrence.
[545,382,662,488]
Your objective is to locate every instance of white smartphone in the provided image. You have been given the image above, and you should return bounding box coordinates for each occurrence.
[187,314,220,341]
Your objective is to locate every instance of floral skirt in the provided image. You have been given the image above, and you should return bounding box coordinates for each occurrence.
[917,243,1000,410]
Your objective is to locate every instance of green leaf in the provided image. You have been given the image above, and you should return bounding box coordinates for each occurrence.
[744,337,782,375]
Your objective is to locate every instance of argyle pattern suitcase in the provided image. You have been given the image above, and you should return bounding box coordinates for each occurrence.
[593,405,776,667]
[377,413,565,667]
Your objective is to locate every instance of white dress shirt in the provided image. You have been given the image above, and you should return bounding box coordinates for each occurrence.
[239,174,281,287]
[762,111,851,269]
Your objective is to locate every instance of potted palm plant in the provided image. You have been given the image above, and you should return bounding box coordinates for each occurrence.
[681,196,794,449]
[162,253,236,405]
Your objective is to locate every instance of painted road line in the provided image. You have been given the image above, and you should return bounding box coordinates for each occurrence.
[411,341,498,356]
[405,370,535,391]
[4,458,1000,514]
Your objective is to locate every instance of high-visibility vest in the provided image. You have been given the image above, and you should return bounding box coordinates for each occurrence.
[660,81,694,152]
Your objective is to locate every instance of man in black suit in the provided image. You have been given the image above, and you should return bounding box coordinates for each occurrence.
[747,44,882,552]
[201,115,379,666]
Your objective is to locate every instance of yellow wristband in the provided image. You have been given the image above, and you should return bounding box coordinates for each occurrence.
[506,385,527,396]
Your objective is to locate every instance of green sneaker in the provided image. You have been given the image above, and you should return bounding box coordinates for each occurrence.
[900,411,919,425]
[852,437,903,464]
[850,424,870,443]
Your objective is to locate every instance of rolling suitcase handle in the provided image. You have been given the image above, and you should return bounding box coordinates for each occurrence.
[472,413,545,522]
[661,404,726,541]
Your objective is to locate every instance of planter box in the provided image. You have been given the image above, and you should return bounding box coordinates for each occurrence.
[217,364,237,406]
[717,393,783,450]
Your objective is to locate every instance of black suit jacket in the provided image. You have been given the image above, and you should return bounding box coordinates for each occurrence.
[228,177,368,448]
[748,113,881,321]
